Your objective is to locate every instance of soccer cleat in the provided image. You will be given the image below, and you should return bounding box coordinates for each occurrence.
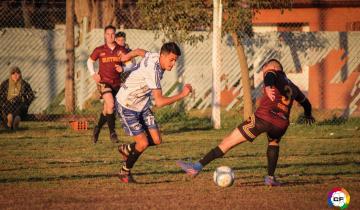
[264,175,281,186]
[176,160,201,177]
[118,144,129,161]
[93,126,101,143]
[118,169,136,183]
[110,132,120,143]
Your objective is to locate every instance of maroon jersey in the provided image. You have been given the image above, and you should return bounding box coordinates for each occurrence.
[90,44,125,88]
[255,70,306,129]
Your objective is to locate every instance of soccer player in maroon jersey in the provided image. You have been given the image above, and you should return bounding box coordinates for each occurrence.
[87,25,125,144]
[177,59,315,186]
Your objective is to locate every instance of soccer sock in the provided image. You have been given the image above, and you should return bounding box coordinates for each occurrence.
[126,142,136,154]
[199,146,224,167]
[106,113,116,133]
[267,145,280,177]
[125,148,142,169]
[97,113,107,128]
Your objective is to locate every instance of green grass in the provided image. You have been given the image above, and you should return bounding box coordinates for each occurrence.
[0,112,359,209]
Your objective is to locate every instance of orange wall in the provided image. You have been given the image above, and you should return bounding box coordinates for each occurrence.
[253,8,360,31]
[309,49,360,109]
[220,7,360,113]
[249,7,360,113]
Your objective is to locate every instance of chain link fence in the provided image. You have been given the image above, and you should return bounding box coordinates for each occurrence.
[0,0,359,132]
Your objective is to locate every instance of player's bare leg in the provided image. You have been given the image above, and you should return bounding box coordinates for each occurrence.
[265,139,281,186]
[119,133,149,183]
[177,128,247,177]
[218,128,247,153]
[118,128,161,162]
[147,128,162,145]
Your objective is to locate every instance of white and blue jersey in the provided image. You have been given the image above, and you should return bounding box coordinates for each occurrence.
[116,52,164,112]
[115,52,164,136]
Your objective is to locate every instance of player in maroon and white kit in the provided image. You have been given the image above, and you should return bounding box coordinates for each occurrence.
[87,25,126,144]
[177,59,315,186]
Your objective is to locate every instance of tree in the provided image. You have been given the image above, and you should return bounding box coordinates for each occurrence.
[75,0,117,30]
[137,0,292,120]
[21,0,35,28]
[65,0,75,112]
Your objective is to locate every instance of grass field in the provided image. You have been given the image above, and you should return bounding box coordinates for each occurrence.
[0,111,359,209]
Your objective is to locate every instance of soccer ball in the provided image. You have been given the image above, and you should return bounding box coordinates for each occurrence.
[213,166,235,187]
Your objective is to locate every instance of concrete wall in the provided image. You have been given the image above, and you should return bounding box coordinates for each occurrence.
[0,27,359,115]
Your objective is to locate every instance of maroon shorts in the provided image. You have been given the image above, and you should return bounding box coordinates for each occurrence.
[237,114,288,143]
[97,83,119,98]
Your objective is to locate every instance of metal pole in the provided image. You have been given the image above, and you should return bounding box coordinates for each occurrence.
[212,0,222,129]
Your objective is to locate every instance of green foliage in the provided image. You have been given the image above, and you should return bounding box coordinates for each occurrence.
[43,90,66,114]
[137,0,293,44]
[154,104,188,123]
[137,0,212,44]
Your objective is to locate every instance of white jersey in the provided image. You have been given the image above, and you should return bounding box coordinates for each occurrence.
[116,52,164,112]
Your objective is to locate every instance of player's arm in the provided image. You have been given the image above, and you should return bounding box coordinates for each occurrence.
[151,84,192,108]
[295,85,315,125]
[264,71,276,101]
[120,49,147,62]
[299,98,315,125]
[87,58,101,83]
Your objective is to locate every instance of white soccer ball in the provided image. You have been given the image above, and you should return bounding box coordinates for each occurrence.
[213,166,235,187]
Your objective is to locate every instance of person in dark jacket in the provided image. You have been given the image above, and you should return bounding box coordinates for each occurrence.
[0,66,35,130]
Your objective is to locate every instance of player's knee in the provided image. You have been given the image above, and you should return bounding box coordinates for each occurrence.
[152,136,162,145]
[268,140,279,146]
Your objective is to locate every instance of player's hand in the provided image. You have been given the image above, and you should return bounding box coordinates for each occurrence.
[115,64,123,73]
[92,74,101,83]
[182,84,193,97]
[304,115,315,125]
[265,86,275,101]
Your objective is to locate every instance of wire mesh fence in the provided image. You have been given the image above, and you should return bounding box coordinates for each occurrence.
[0,0,359,133]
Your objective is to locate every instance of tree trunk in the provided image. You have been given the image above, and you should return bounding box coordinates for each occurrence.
[231,32,253,119]
[21,1,34,28]
[74,0,91,26]
[65,0,75,112]
[101,0,116,27]
[90,0,100,29]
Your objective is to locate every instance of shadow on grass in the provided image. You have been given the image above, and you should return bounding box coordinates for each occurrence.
[161,117,213,134]
[0,127,30,134]
[0,172,178,184]
[0,173,115,183]
[314,115,348,126]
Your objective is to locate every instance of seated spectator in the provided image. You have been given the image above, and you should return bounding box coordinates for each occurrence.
[0,66,35,130]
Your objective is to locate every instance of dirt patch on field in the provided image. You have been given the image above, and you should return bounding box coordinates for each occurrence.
[0,175,359,210]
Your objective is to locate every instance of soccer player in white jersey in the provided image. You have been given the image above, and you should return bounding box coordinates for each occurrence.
[115,42,193,183]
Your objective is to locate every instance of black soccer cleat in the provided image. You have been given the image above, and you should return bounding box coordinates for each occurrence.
[110,132,120,143]
[93,125,101,144]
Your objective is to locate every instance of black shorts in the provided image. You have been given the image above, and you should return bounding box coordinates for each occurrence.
[237,114,288,143]
[97,83,119,98]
